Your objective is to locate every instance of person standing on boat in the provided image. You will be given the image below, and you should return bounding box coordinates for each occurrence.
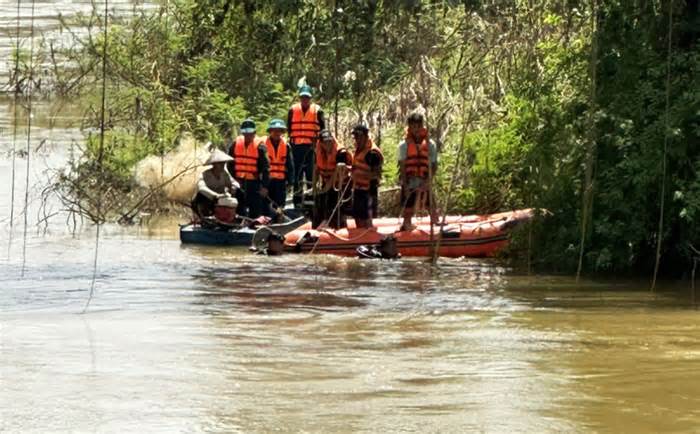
[191,149,240,220]
[261,119,295,218]
[287,84,325,208]
[350,124,383,228]
[313,129,353,229]
[227,119,270,218]
[398,112,438,231]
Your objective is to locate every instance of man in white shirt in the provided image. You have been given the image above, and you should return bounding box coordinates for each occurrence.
[191,149,240,220]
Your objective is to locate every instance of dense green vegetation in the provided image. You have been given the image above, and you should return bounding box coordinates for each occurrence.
[27,0,699,276]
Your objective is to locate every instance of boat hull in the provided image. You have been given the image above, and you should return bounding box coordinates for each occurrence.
[283,208,536,258]
[294,211,524,231]
[180,216,307,247]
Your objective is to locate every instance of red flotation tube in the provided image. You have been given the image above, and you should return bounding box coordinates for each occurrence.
[283,208,537,257]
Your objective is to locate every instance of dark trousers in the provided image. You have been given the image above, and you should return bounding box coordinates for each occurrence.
[352,189,372,221]
[369,179,379,217]
[238,179,263,218]
[191,192,215,219]
[313,189,347,229]
[292,144,314,207]
[266,179,287,217]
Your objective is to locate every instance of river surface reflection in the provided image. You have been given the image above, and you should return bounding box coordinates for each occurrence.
[2,226,699,432]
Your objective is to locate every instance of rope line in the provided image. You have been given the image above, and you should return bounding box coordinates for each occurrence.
[20,0,36,278]
[309,175,354,254]
[9,0,21,231]
[651,0,674,291]
[84,0,109,313]
[305,172,426,253]
[576,0,599,282]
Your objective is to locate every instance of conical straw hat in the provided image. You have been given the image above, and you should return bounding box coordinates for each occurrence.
[205,149,234,165]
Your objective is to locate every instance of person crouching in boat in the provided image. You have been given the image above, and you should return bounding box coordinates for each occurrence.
[350,124,383,228]
[191,149,240,223]
[261,119,295,220]
[227,119,270,219]
[398,112,438,231]
[313,129,353,229]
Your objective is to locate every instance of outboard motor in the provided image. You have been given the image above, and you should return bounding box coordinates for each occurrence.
[252,231,286,256]
[266,232,286,256]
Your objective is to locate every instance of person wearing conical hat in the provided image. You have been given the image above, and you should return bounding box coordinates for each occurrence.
[287,84,325,208]
[260,119,295,218]
[191,149,240,221]
[226,119,270,218]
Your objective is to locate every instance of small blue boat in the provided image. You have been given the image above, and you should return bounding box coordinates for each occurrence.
[179,215,307,247]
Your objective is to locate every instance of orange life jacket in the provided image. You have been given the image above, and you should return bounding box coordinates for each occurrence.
[264,136,288,180]
[352,139,383,190]
[232,136,260,181]
[289,103,320,145]
[315,140,353,182]
[404,128,430,179]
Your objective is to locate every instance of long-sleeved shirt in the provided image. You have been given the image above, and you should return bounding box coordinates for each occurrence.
[196,168,240,200]
[287,105,326,142]
[264,138,296,185]
[226,139,271,187]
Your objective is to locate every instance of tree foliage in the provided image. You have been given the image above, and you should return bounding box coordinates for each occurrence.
[36,0,699,276]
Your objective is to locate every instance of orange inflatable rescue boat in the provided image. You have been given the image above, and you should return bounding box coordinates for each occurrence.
[282,208,537,257]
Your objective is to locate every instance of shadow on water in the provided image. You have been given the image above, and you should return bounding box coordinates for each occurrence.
[500,273,697,310]
[182,243,698,318]
[189,256,424,313]
[183,248,530,316]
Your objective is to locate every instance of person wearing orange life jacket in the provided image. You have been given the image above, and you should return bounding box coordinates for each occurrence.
[260,119,295,218]
[350,124,383,228]
[226,119,270,218]
[287,85,326,208]
[312,129,353,229]
[398,112,438,231]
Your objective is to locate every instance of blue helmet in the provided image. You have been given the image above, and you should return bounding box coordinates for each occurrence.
[239,118,256,134]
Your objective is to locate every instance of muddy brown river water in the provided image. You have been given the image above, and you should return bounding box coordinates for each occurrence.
[1,2,700,433]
